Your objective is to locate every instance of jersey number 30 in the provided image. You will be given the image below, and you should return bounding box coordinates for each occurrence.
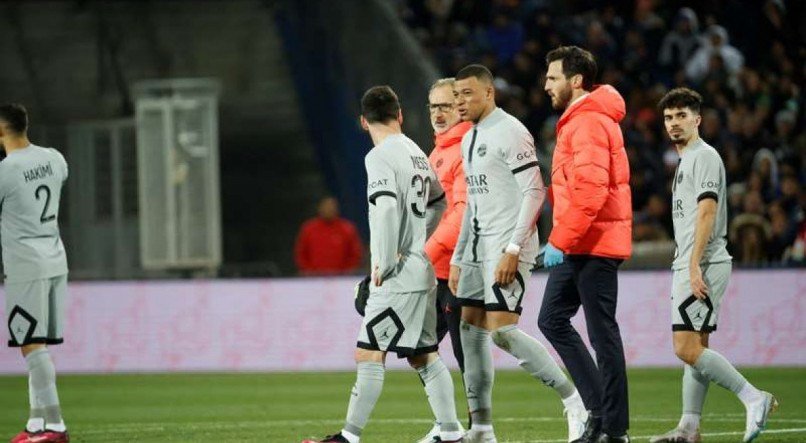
[410,174,431,218]
[35,184,56,223]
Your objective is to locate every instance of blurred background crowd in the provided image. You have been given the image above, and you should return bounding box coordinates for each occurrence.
[395,0,805,266]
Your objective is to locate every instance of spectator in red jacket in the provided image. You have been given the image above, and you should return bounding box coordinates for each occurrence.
[294,197,363,275]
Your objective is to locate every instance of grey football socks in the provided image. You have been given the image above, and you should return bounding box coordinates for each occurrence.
[417,358,462,440]
[492,324,576,399]
[26,376,45,432]
[26,348,64,431]
[460,320,494,426]
[682,364,709,414]
[693,349,752,397]
[343,361,385,438]
[679,364,709,432]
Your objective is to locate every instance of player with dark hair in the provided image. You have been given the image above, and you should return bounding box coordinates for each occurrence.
[650,88,777,443]
[303,86,462,443]
[1,103,71,443]
[450,65,588,443]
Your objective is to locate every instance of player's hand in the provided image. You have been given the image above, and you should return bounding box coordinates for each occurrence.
[690,264,709,299]
[495,253,519,286]
[448,265,461,295]
[373,266,384,287]
[543,243,565,268]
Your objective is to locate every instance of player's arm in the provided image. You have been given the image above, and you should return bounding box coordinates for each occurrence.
[689,150,723,299]
[496,129,546,284]
[547,121,610,253]
[506,131,547,254]
[425,170,446,238]
[366,153,400,286]
[370,194,400,286]
[425,157,467,261]
[689,199,717,299]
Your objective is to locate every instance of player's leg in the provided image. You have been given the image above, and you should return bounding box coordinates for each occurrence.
[443,276,469,427]
[651,332,709,443]
[457,263,495,441]
[410,286,463,443]
[671,263,776,443]
[409,351,463,442]
[651,267,711,443]
[305,290,399,443]
[7,277,69,443]
[338,348,386,443]
[575,257,629,440]
[485,261,587,442]
[417,284,465,443]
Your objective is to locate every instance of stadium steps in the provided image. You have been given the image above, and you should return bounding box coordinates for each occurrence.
[0,0,325,276]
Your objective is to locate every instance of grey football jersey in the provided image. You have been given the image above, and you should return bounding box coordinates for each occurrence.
[452,108,545,264]
[0,145,69,282]
[671,138,732,270]
[365,134,445,293]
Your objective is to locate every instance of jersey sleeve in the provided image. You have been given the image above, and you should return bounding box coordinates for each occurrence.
[59,151,68,181]
[365,151,400,282]
[504,125,546,249]
[504,126,540,174]
[693,150,723,202]
[365,151,397,204]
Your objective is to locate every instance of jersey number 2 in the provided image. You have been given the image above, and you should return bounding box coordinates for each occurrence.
[410,174,431,218]
[35,185,56,223]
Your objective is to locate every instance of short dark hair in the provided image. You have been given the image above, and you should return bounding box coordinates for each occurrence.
[361,86,400,124]
[657,88,703,114]
[0,103,28,134]
[455,64,494,84]
[545,46,598,90]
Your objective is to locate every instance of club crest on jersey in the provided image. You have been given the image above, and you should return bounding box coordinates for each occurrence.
[677,172,684,184]
[477,144,487,157]
[436,159,443,168]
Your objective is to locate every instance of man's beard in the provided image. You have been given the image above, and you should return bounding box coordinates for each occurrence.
[552,87,573,110]
[670,132,687,146]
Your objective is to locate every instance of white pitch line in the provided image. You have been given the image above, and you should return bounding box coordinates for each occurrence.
[71,415,806,435]
[501,427,806,443]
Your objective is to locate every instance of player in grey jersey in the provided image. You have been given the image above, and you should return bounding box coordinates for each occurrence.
[650,89,776,443]
[303,86,462,443]
[0,104,70,443]
[448,65,588,443]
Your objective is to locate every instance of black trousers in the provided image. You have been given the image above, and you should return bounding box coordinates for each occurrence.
[435,278,465,372]
[538,256,629,435]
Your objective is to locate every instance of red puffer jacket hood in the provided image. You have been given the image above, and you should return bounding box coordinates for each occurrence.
[557,85,626,131]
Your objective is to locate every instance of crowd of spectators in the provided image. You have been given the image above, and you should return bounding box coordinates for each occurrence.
[397,0,805,266]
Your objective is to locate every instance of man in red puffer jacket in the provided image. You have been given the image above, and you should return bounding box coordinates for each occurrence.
[538,46,633,443]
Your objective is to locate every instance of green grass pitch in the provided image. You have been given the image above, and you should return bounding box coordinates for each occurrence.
[0,368,803,442]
